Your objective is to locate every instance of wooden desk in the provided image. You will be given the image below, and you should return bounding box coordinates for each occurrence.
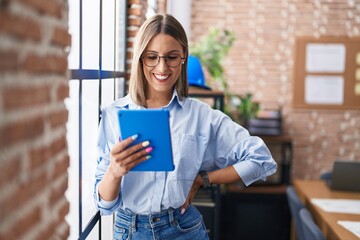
[294,180,360,240]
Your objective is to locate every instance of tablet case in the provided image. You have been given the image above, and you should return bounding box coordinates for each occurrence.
[118,109,175,171]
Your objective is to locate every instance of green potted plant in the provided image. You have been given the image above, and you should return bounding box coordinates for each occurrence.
[230,93,260,126]
[190,29,260,126]
[190,28,235,95]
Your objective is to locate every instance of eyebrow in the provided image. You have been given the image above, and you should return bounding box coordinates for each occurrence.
[144,50,181,55]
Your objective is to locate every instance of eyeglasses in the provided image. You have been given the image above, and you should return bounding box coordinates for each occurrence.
[141,54,185,68]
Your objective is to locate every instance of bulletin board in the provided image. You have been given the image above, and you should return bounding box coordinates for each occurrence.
[293,36,360,109]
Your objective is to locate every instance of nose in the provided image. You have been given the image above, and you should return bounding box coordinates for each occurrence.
[157,57,168,70]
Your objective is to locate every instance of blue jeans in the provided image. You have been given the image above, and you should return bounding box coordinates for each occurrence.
[113,205,209,240]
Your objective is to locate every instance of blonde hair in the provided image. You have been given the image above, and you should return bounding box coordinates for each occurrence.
[129,14,189,106]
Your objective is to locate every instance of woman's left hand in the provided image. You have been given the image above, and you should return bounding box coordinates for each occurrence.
[180,173,203,214]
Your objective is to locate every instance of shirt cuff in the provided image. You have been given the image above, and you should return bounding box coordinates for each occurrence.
[233,160,260,186]
[95,183,119,210]
[98,195,119,209]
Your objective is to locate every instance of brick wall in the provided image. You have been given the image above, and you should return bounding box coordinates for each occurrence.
[127,0,148,80]
[0,0,71,239]
[191,0,360,179]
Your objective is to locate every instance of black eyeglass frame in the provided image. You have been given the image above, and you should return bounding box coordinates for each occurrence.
[140,54,186,68]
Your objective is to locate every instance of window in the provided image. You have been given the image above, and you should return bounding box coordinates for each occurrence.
[65,0,127,239]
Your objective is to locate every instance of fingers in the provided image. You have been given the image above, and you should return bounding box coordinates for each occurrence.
[111,141,152,165]
[119,146,152,169]
[122,157,149,173]
[111,134,150,160]
[120,140,151,161]
[180,203,188,215]
[109,134,153,175]
[108,151,150,178]
[181,175,202,215]
[111,134,139,154]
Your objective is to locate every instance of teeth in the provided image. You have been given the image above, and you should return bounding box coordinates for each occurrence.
[154,74,170,80]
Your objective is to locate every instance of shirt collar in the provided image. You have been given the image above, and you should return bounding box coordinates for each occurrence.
[168,88,184,109]
[112,95,139,109]
[112,88,185,109]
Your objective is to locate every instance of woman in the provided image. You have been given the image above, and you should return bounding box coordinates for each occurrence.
[94,14,277,239]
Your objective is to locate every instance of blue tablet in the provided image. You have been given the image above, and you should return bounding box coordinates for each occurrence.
[118,109,175,171]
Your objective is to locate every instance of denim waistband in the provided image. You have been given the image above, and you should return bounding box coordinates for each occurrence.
[116,207,185,229]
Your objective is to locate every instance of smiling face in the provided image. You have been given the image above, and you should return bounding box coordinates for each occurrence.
[142,33,184,101]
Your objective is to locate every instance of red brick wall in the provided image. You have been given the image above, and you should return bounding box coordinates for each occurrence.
[0,0,71,239]
[191,0,360,180]
[127,0,148,79]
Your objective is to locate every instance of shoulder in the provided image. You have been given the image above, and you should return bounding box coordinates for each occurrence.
[112,95,133,108]
[100,95,132,118]
[182,97,228,121]
[102,95,133,110]
[184,97,223,114]
[184,97,211,110]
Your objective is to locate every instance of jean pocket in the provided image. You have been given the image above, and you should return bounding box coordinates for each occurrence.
[113,224,131,240]
[175,207,204,233]
[176,217,203,233]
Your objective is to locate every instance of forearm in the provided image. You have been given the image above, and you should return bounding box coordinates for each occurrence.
[207,165,243,185]
[98,170,122,201]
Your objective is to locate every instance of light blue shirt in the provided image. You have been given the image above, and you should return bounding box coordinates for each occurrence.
[94,90,277,215]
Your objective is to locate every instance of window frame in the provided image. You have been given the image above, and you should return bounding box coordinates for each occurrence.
[68,0,127,239]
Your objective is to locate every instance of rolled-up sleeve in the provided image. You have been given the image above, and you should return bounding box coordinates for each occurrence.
[94,168,121,215]
[231,136,277,186]
[205,111,277,186]
[93,107,122,215]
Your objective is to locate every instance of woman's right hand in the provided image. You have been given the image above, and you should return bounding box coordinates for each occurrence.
[108,134,152,178]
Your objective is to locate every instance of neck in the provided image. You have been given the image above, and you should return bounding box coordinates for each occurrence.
[146,91,172,109]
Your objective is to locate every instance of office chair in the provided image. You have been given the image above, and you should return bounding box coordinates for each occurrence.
[286,186,306,240]
[319,171,332,180]
[299,208,325,240]
[319,171,332,186]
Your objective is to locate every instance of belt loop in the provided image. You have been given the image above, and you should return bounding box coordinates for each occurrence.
[168,208,176,227]
[131,214,137,232]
